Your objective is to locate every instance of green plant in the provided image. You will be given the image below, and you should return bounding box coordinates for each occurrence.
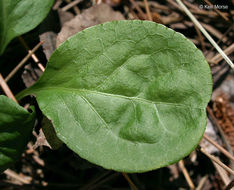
[0,0,54,55]
[0,95,35,172]
[1,20,212,173]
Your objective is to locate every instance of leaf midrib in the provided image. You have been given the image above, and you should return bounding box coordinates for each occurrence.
[27,86,204,109]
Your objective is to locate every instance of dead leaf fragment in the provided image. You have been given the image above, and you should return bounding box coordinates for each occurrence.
[39,32,57,60]
[56,3,124,46]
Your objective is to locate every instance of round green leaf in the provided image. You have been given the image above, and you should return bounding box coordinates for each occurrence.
[17,20,212,172]
[0,0,54,55]
[0,95,35,172]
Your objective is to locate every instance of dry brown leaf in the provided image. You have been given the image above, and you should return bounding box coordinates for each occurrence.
[56,3,124,47]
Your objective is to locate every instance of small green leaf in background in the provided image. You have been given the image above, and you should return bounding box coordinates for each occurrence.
[17,20,212,172]
[41,116,63,150]
[0,95,35,173]
[0,0,54,55]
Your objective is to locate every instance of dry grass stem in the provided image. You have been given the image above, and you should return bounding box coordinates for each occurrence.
[129,0,147,20]
[194,25,206,52]
[213,162,231,186]
[61,0,82,12]
[0,74,17,102]
[144,0,152,21]
[210,43,234,64]
[196,175,208,190]
[5,41,44,82]
[53,0,63,10]
[201,22,228,43]
[175,0,234,69]
[225,180,234,190]
[178,160,195,190]
[4,169,31,184]
[199,147,234,175]
[18,36,45,72]
[205,24,233,58]
[64,0,80,14]
[203,134,234,161]
[122,173,138,190]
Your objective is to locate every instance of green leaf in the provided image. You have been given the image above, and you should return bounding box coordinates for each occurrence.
[41,116,63,150]
[0,95,35,172]
[0,0,54,55]
[17,20,212,172]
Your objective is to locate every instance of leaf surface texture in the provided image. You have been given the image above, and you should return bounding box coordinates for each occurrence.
[17,21,212,172]
[0,0,54,54]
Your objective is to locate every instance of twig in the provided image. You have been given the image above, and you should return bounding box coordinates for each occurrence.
[203,0,229,21]
[205,24,233,57]
[166,0,182,11]
[4,169,31,184]
[203,134,234,162]
[137,1,170,12]
[183,1,200,11]
[196,175,208,190]
[129,0,147,20]
[18,36,45,72]
[210,43,234,64]
[178,160,195,190]
[225,180,234,190]
[201,22,228,43]
[5,41,44,82]
[143,0,152,21]
[213,162,231,186]
[122,173,138,190]
[0,74,17,102]
[128,6,140,19]
[53,0,63,10]
[194,25,206,52]
[175,0,234,69]
[32,155,45,167]
[64,0,80,14]
[61,0,82,12]
[161,14,182,25]
[199,147,234,175]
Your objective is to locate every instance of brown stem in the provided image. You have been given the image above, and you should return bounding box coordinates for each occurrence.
[0,74,17,103]
[203,134,234,162]
[144,0,152,21]
[122,173,138,190]
[5,41,44,82]
[199,147,234,175]
[178,160,195,190]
